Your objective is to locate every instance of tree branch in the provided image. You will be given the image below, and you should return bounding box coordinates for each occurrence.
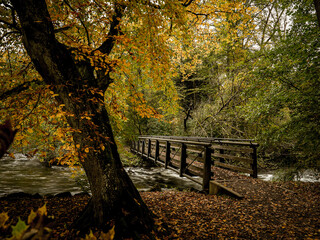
[21,91,42,122]
[0,79,43,100]
[0,19,21,32]
[97,3,126,55]
[0,30,20,42]
[10,0,80,87]
[63,0,91,46]
[182,0,195,7]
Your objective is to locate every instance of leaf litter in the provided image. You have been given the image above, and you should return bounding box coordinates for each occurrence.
[0,178,319,239]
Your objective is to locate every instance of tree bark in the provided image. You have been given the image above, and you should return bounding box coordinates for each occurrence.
[314,0,320,28]
[10,0,154,238]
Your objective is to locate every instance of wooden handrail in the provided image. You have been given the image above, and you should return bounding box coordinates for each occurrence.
[138,136,212,146]
[139,135,259,146]
[132,135,259,191]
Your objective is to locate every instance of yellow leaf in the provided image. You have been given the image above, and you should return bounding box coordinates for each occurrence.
[0,212,9,229]
[28,210,37,224]
[100,225,115,240]
[15,134,24,141]
[85,148,89,153]
[37,204,47,216]
[8,152,15,159]
[76,144,80,149]
[27,128,33,134]
[83,230,97,240]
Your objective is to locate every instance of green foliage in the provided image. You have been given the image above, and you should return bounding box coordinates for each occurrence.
[164,0,320,172]
[244,0,320,169]
[10,217,29,240]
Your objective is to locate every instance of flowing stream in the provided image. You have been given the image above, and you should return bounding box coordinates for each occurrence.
[0,154,318,197]
[0,154,202,197]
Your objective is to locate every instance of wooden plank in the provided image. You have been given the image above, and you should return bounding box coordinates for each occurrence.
[211,140,258,147]
[211,145,253,153]
[215,161,253,174]
[186,146,205,154]
[170,161,180,169]
[138,137,212,146]
[181,173,202,185]
[187,163,203,173]
[212,153,253,164]
[171,158,180,165]
[209,181,244,199]
[140,135,256,143]
[186,168,202,177]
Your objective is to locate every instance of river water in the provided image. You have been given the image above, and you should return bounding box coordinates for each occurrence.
[0,154,202,197]
[0,154,318,197]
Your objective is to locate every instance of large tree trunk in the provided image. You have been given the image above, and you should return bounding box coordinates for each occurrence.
[10,0,154,238]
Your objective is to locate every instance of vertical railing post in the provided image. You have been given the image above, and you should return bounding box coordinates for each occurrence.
[179,143,187,177]
[142,140,145,157]
[147,139,151,160]
[251,145,258,178]
[137,140,140,155]
[155,140,159,163]
[165,141,170,169]
[203,146,212,191]
[219,148,225,163]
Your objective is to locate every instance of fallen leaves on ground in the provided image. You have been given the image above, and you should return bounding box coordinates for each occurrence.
[0,179,319,239]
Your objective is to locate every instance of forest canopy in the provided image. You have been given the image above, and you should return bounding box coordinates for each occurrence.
[0,0,319,236]
[1,0,319,175]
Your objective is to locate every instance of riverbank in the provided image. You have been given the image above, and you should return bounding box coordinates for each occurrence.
[0,180,319,239]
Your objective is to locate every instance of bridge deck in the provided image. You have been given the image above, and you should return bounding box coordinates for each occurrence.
[131,135,259,198]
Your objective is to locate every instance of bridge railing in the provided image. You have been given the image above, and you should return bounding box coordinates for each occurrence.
[131,135,258,191]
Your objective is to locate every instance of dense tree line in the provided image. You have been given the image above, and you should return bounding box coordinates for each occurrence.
[125,0,320,175]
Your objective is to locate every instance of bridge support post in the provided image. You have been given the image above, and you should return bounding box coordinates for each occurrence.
[203,146,212,191]
[250,146,258,178]
[179,143,187,177]
[147,139,151,160]
[219,149,225,163]
[165,141,170,169]
[142,140,145,157]
[155,140,159,163]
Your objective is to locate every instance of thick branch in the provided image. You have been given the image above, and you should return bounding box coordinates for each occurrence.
[97,3,125,55]
[10,0,80,87]
[0,79,42,100]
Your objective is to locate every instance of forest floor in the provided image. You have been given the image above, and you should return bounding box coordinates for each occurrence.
[0,170,319,239]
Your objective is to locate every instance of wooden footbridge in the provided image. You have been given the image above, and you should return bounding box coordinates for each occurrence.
[131,135,259,198]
